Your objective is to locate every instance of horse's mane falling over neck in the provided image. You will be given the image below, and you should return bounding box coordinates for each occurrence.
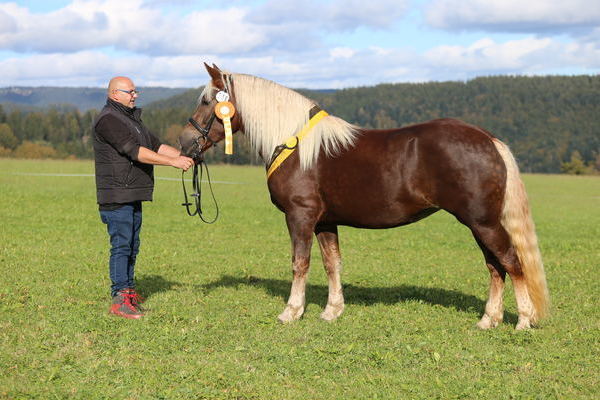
[201,72,359,170]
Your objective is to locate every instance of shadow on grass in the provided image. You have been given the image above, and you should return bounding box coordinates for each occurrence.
[199,274,519,323]
[136,274,183,300]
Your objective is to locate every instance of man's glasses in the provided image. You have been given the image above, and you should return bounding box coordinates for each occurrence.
[116,89,139,96]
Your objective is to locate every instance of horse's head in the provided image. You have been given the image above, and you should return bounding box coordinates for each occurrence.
[179,63,242,161]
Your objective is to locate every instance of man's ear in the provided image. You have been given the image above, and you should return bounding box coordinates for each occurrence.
[204,62,225,90]
[107,89,117,101]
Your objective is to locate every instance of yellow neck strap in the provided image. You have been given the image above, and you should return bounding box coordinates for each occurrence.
[266,110,329,179]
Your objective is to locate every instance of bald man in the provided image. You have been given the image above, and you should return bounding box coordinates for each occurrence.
[93,76,194,319]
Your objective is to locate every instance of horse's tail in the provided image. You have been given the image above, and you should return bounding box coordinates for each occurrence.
[493,139,549,323]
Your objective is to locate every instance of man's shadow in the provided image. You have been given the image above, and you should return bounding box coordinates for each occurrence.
[198,274,519,324]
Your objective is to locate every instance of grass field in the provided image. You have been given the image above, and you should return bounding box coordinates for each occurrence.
[1,158,599,399]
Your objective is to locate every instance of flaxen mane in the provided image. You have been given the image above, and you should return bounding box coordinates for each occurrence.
[201,73,359,169]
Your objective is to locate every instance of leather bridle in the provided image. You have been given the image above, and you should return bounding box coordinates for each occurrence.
[186,112,217,161]
[180,100,221,223]
[180,159,219,224]
[180,90,237,223]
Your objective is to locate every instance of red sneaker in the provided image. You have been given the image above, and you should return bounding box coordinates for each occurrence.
[126,288,146,312]
[109,290,143,319]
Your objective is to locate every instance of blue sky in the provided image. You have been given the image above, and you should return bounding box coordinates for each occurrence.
[1,0,598,88]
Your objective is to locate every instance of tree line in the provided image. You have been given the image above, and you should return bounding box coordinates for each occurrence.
[0,75,598,174]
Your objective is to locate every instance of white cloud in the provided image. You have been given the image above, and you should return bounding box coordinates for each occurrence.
[0,0,265,55]
[1,34,597,89]
[0,1,598,88]
[0,51,115,86]
[0,50,259,87]
[426,0,600,33]
[249,0,410,30]
[421,35,600,80]
[0,0,411,56]
[425,37,554,71]
[561,38,600,69]
[0,8,18,34]
[330,47,356,59]
[320,0,411,30]
[0,46,415,88]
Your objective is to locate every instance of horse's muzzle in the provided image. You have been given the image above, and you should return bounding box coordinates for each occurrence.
[179,131,202,161]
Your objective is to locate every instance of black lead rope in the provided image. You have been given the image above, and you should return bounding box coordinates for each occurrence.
[181,160,219,223]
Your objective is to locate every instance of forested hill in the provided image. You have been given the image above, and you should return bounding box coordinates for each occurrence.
[0,86,188,111]
[140,75,599,173]
[304,75,600,173]
[0,75,598,174]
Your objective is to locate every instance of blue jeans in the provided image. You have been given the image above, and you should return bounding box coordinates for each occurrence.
[100,202,142,297]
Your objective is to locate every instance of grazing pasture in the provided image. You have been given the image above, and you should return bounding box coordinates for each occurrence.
[1,158,598,399]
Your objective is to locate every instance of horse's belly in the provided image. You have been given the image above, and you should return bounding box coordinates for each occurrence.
[322,199,439,229]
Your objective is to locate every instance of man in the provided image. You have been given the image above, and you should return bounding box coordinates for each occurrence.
[93,76,194,319]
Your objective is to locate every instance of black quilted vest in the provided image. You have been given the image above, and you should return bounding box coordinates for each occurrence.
[93,101,155,204]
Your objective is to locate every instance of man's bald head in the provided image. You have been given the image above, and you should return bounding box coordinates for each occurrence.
[107,76,138,108]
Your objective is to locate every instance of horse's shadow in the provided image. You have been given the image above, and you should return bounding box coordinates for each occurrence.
[135,274,182,299]
[198,274,519,324]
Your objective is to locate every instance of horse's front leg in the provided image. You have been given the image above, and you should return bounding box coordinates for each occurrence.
[278,212,315,323]
[316,225,344,321]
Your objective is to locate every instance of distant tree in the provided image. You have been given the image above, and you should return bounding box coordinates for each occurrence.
[6,111,25,141]
[2,75,599,172]
[594,153,600,173]
[561,151,593,175]
[373,110,396,129]
[0,123,19,149]
[13,141,58,159]
[164,124,184,147]
[22,112,46,141]
[64,112,81,141]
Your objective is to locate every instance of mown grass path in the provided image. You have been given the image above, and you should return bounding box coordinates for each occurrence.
[1,159,598,399]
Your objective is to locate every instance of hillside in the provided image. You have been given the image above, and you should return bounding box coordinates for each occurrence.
[142,87,334,112]
[1,75,598,174]
[144,87,203,111]
[139,75,599,173]
[0,86,188,111]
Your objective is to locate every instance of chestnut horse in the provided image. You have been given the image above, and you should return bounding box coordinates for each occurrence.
[180,64,549,329]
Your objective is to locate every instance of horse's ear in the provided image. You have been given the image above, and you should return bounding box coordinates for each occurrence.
[204,62,225,90]
[204,62,217,77]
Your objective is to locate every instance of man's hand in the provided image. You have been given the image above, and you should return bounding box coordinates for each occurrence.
[137,146,195,171]
[170,155,195,171]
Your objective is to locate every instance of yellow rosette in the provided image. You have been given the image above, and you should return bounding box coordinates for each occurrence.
[215,101,236,155]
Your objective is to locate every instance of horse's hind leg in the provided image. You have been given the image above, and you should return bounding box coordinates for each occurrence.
[316,225,344,321]
[471,223,535,330]
[474,237,506,329]
[278,212,315,323]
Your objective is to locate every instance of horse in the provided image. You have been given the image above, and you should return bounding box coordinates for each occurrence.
[179,63,549,330]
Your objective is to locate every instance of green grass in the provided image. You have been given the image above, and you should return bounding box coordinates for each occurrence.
[1,158,598,399]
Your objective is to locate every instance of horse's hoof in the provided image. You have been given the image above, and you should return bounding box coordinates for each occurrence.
[320,304,344,322]
[515,318,531,330]
[278,305,304,323]
[476,314,501,329]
